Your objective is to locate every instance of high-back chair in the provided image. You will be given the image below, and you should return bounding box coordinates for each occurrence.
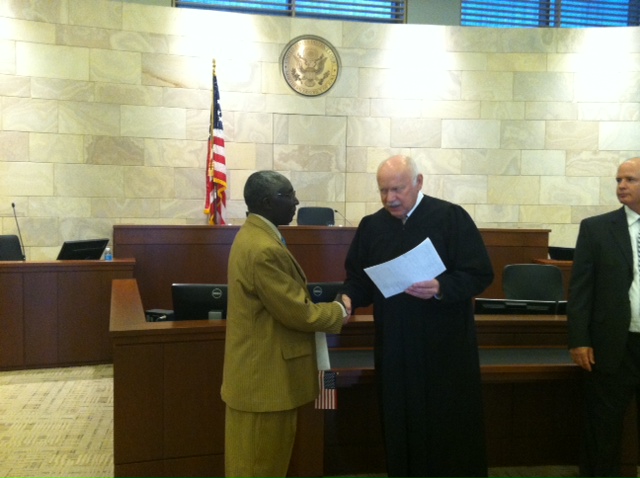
[0,235,24,260]
[297,207,335,226]
[502,263,565,301]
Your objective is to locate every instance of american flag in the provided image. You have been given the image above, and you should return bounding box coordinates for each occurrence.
[204,60,227,225]
[315,370,337,409]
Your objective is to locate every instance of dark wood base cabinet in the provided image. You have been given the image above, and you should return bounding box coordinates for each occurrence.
[111,279,638,477]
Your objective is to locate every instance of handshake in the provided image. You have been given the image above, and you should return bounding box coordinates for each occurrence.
[334,293,352,324]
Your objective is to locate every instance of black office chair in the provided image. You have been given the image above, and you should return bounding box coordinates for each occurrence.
[0,235,24,260]
[297,207,335,226]
[502,263,565,301]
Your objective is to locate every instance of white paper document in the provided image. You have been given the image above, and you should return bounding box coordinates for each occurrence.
[315,332,331,370]
[364,237,446,298]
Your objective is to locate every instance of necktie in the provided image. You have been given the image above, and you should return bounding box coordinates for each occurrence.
[637,223,640,276]
[636,223,640,317]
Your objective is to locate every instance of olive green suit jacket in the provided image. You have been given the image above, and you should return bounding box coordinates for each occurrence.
[221,214,344,412]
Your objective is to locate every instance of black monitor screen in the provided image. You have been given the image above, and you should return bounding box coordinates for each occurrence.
[307,282,342,304]
[171,283,227,321]
[548,246,575,261]
[474,298,567,315]
[56,238,109,260]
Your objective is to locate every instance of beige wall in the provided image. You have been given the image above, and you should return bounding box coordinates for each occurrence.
[1,0,640,260]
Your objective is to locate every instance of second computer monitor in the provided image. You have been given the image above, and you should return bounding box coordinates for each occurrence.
[171,283,228,321]
[307,282,343,304]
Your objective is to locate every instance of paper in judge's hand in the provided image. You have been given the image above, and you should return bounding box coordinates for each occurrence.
[363,237,446,299]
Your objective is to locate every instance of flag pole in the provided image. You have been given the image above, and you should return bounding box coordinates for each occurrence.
[210,59,216,139]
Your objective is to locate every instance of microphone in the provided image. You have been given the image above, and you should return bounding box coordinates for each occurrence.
[333,209,353,227]
[11,202,26,261]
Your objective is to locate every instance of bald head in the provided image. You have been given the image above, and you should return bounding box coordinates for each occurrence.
[377,155,419,180]
[616,157,640,214]
[377,155,423,219]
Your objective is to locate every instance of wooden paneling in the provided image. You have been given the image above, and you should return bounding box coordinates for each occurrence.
[110,279,226,477]
[113,344,164,464]
[23,272,57,365]
[58,269,122,363]
[164,340,223,458]
[480,228,551,298]
[113,225,551,311]
[0,259,135,370]
[110,278,611,478]
[0,271,24,367]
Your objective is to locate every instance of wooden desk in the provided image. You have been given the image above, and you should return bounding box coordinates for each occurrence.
[110,278,225,477]
[113,226,550,310]
[111,279,619,477]
[324,347,582,474]
[0,259,135,370]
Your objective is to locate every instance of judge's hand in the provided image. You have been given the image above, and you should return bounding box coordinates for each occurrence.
[570,346,595,372]
[405,279,440,300]
[335,293,352,324]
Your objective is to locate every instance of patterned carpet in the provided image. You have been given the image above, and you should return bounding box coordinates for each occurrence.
[0,365,581,478]
[0,365,113,478]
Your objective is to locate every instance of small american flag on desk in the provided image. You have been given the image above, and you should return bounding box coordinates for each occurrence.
[315,370,337,409]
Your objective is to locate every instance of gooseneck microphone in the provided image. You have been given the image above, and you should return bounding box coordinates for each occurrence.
[11,202,26,261]
[333,209,353,227]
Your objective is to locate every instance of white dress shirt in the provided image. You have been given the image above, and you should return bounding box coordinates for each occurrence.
[625,206,640,332]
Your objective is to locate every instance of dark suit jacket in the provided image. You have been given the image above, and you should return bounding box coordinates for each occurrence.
[568,206,634,374]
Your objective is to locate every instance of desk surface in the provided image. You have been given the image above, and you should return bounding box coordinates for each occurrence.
[330,346,578,385]
[330,347,573,370]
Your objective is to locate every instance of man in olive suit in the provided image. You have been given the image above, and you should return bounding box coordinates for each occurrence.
[221,170,350,477]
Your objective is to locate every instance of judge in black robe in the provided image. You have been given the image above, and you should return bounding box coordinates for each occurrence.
[343,155,494,477]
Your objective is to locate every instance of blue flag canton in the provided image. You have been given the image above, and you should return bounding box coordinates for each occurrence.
[213,78,224,131]
[323,371,337,389]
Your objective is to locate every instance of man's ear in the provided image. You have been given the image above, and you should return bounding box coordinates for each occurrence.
[260,195,273,210]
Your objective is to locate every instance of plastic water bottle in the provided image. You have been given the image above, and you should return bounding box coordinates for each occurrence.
[104,247,113,261]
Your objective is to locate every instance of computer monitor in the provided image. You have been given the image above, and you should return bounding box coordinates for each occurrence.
[548,246,575,261]
[171,283,228,321]
[474,298,567,315]
[307,282,343,304]
[56,238,109,260]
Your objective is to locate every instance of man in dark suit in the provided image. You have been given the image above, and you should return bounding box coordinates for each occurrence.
[568,156,640,476]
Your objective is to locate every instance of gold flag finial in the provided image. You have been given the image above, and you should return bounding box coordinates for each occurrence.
[212,59,216,76]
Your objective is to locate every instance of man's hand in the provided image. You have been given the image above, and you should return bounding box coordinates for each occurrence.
[335,293,352,324]
[405,279,440,300]
[570,346,595,372]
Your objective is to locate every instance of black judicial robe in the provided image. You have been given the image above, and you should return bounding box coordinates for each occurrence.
[344,195,494,477]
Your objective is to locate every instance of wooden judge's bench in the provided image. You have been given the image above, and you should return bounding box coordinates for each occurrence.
[112,225,553,308]
[108,225,637,477]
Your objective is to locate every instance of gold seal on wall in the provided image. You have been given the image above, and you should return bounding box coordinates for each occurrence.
[281,35,340,97]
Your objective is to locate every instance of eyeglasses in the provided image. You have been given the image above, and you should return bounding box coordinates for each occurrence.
[276,190,297,200]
